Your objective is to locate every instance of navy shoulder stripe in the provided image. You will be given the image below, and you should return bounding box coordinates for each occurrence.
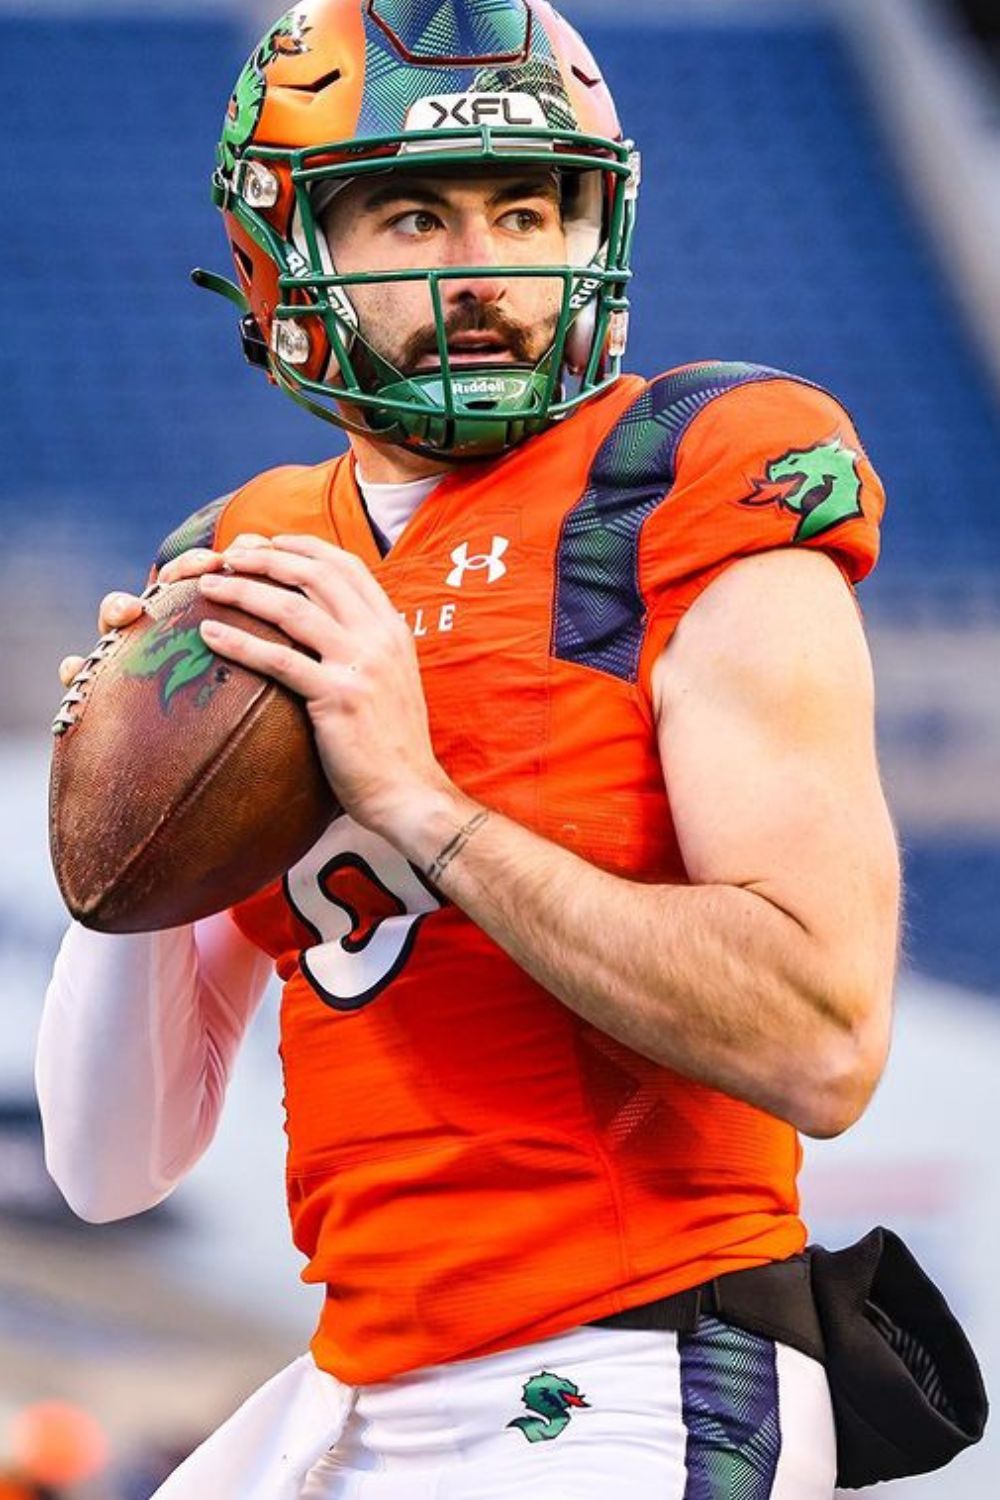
[552,363,818,681]
[153,493,234,571]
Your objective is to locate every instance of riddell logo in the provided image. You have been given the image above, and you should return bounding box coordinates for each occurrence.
[446,537,510,588]
[453,374,528,401]
[569,275,601,312]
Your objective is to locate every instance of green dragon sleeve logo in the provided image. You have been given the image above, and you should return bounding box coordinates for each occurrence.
[219,8,312,178]
[739,436,864,542]
[507,1371,590,1444]
[122,620,217,708]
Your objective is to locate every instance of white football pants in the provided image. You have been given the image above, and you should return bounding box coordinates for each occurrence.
[152,1317,836,1499]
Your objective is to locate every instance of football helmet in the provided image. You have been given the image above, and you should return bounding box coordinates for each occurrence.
[198,0,639,459]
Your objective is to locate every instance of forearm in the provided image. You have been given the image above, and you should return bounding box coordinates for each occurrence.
[196,540,895,1137]
[392,788,875,1136]
[36,915,270,1220]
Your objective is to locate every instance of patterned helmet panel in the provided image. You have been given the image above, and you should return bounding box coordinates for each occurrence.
[368,0,531,64]
[356,1,575,137]
[219,0,619,162]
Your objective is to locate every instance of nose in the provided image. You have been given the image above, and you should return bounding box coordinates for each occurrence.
[439,215,506,309]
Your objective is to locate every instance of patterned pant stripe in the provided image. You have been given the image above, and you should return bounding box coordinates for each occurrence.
[679,1316,782,1499]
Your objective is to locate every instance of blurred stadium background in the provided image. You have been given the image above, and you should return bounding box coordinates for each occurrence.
[1,0,998,1493]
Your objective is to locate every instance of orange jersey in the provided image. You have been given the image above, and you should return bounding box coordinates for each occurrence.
[155,362,884,1384]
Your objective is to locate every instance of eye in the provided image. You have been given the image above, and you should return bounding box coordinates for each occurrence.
[391,209,441,237]
[499,207,545,234]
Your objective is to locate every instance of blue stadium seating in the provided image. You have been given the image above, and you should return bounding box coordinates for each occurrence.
[901,842,1000,993]
[5,13,1000,600]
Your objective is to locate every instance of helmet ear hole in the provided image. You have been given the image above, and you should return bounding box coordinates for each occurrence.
[233,245,254,291]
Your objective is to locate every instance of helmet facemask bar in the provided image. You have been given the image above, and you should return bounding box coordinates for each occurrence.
[220,125,638,458]
[283,264,574,452]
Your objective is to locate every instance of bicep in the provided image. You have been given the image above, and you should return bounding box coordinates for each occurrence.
[653,549,900,996]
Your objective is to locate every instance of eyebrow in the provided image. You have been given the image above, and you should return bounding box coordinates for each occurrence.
[358,176,561,215]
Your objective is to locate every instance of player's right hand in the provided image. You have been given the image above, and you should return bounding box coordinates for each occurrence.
[55,537,272,688]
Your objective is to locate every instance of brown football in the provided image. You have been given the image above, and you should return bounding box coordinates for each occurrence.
[49,576,338,932]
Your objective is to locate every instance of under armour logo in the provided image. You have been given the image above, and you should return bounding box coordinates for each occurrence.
[446,537,510,589]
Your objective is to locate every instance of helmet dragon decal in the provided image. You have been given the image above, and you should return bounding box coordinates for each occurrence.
[220,8,312,177]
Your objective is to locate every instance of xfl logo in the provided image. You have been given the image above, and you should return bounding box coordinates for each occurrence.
[406,93,547,133]
[446,536,510,588]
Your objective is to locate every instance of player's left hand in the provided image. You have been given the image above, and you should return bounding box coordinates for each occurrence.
[198,535,455,840]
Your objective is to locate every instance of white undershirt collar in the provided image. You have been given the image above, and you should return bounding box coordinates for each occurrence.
[354,464,445,548]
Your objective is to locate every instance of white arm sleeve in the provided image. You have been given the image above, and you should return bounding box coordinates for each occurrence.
[35,911,272,1223]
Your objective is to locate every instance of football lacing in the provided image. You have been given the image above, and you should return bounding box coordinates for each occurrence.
[51,630,123,735]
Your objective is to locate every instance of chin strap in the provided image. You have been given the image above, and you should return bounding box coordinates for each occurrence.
[191,268,271,371]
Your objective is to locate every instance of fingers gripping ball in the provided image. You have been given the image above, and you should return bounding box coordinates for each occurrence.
[49,576,338,932]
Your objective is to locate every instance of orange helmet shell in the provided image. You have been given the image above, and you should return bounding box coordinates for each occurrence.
[255,0,367,153]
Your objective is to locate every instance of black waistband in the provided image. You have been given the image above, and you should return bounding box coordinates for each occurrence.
[589,1254,824,1364]
[590,1234,988,1490]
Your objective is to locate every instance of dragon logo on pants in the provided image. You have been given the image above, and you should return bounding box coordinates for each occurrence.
[739,436,863,542]
[507,1371,590,1443]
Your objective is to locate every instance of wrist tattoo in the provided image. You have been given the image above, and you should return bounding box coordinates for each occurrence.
[426,810,490,883]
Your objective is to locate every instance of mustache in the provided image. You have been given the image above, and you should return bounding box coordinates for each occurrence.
[399,304,536,371]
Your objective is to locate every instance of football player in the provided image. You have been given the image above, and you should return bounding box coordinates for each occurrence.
[41,2,900,1496]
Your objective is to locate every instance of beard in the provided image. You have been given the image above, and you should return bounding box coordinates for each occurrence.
[348,295,553,391]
